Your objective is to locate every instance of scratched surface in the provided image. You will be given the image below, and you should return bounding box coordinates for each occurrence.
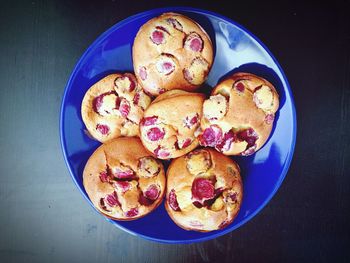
[0,0,349,262]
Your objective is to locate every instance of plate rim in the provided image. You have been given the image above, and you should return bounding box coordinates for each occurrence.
[59,6,297,244]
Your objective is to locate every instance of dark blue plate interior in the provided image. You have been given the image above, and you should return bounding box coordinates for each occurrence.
[60,7,296,244]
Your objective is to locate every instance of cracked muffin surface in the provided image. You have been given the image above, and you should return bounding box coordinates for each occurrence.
[139,90,205,159]
[132,12,214,96]
[81,73,151,143]
[198,72,279,156]
[83,137,166,220]
[165,148,242,232]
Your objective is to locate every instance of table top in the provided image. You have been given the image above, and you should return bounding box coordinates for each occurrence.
[0,0,349,262]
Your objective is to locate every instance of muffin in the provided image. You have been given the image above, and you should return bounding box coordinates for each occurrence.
[198,72,279,155]
[83,137,166,220]
[81,73,151,143]
[165,148,243,232]
[139,90,205,159]
[132,12,214,96]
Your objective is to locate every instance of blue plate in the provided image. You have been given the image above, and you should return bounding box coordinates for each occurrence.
[60,7,296,244]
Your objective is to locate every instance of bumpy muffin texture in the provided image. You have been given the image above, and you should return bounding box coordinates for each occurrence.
[198,72,279,156]
[81,73,151,143]
[83,137,166,220]
[133,12,214,96]
[165,148,242,232]
[139,90,205,159]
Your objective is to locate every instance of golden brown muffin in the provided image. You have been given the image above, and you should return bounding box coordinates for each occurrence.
[81,73,151,143]
[197,72,279,156]
[139,90,205,159]
[132,12,214,96]
[83,137,166,220]
[165,148,242,232]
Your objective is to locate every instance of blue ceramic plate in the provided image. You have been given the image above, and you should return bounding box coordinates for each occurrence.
[60,7,296,244]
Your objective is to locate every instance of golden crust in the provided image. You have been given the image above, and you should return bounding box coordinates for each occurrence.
[139,90,205,159]
[83,137,166,221]
[81,73,151,143]
[165,148,242,232]
[199,72,279,155]
[132,12,214,96]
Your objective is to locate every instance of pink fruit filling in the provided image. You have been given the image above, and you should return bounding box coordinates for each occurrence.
[237,128,258,147]
[105,192,120,207]
[156,54,176,75]
[113,168,135,180]
[236,128,259,155]
[154,146,170,159]
[99,171,109,183]
[168,189,180,211]
[160,61,175,75]
[215,130,236,152]
[151,29,165,45]
[92,94,104,113]
[193,187,224,208]
[139,183,160,206]
[184,113,199,128]
[139,195,152,206]
[96,124,110,135]
[178,138,192,149]
[190,38,203,52]
[234,81,245,92]
[133,92,140,105]
[119,98,130,117]
[114,74,136,92]
[184,32,203,52]
[139,66,147,81]
[241,146,257,156]
[146,127,165,141]
[115,96,121,109]
[124,74,136,91]
[191,178,215,202]
[92,91,117,114]
[265,113,275,124]
[115,181,131,193]
[141,116,158,126]
[125,208,138,217]
[198,125,223,147]
[144,184,160,201]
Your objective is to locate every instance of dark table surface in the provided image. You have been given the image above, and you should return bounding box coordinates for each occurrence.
[1,0,349,262]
